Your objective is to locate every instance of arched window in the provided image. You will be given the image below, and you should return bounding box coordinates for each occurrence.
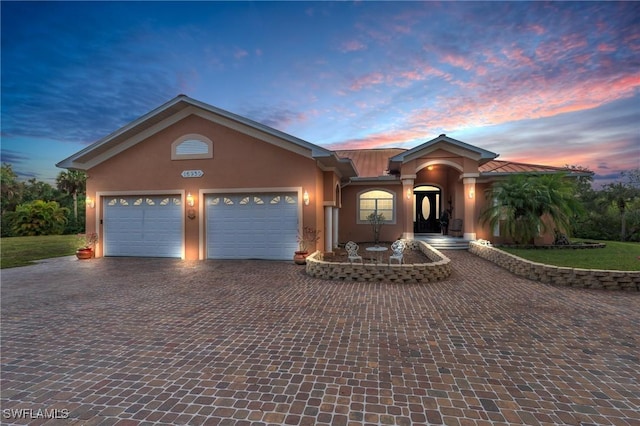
[171,134,213,160]
[358,189,395,223]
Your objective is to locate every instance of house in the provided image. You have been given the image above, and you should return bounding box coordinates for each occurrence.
[57,95,580,260]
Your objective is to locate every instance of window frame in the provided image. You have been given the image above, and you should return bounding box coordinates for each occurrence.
[356,188,396,224]
[171,134,213,160]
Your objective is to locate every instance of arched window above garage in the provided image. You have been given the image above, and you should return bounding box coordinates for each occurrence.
[171,134,213,160]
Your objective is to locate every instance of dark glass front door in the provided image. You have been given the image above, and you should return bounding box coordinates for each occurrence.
[414,190,441,233]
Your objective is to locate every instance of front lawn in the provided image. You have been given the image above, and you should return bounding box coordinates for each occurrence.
[1,235,78,269]
[500,240,640,271]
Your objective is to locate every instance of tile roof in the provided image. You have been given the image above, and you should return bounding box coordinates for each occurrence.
[337,149,585,179]
[479,160,576,174]
[336,148,406,178]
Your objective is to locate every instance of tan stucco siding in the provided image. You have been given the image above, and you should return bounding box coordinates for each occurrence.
[86,114,323,260]
[338,184,404,243]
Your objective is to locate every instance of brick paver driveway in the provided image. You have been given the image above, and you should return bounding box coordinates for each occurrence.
[1,251,639,426]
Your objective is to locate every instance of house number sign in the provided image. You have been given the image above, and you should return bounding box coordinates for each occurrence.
[181,170,204,178]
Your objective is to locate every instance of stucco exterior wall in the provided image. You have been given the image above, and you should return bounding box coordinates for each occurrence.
[86,114,324,259]
[338,183,404,244]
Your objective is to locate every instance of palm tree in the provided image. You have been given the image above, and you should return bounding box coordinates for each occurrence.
[600,182,635,241]
[56,170,86,221]
[480,173,583,245]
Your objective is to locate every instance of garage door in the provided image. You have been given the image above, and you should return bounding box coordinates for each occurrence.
[103,195,182,258]
[207,193,298,260]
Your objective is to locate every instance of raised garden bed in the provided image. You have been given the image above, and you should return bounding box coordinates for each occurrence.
[320,242,430,264]
[305,240,451,283]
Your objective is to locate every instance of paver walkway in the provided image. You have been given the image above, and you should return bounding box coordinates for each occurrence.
[1,251,639,425]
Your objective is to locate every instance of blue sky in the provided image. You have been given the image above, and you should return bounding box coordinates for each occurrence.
[2,1,639,185]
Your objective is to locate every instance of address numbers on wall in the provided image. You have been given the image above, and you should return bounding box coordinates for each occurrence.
[181,170,204,178]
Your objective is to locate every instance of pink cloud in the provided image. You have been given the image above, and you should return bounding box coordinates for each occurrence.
[441,53,474,71]
[349,72,386,91]
[528,24,546,35]
[500,46,535,68]
[597,43,616,53]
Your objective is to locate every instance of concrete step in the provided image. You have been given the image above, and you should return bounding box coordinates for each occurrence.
[413,235,470,250]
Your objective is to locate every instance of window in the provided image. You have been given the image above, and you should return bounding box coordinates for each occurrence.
[171,134,213,160]
[358,189,395,223]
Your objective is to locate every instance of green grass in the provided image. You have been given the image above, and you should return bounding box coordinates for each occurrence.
[500,240,640,271]
[1,235,78,269]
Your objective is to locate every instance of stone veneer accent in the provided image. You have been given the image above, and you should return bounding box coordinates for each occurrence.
[469,241,640,291]
[305,240,451,283]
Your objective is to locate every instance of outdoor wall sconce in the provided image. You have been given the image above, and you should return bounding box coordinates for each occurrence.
[186,192,196,220]
[468,188,475,199]
[86,197,95,209]
[406,188,412,199]
[303,190,310,206]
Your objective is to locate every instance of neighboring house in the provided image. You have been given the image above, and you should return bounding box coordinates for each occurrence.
[57,95,581,260]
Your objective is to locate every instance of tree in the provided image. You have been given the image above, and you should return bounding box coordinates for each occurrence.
[367,212,385,245]
[1,163,21,214]
[600,169,640,241]
[22,178,57,203]
[56,170,86,221]
[11,200,69,236]
[480,173,583,245]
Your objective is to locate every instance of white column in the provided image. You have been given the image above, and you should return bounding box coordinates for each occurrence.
[332,207,339,248]
[401,178,415,240]
[324,206,333,253]
[463,177,477,240]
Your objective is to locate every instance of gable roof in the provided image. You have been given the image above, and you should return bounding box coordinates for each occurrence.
[56,95,357,178]
[388,134,498,173]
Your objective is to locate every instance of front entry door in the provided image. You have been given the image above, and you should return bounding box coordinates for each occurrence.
[414,190,441,233]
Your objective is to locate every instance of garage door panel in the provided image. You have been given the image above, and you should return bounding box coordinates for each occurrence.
[104,196,182,258]
[207,192,298,260]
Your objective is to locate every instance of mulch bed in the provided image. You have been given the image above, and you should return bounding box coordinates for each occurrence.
[320,242,431,264]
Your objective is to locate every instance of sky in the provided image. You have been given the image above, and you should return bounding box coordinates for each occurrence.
[1,1,639,186]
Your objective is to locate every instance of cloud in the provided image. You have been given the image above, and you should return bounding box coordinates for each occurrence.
[349,72,386,91]
[339,40,366,53]
[240,106,308,130]
[234,48,249,59]
[0,149,29,164]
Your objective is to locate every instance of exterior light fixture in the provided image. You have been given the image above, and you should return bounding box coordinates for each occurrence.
[186,192,196,219]
[303,190,310,206]
[86,197,95,209]
[406,188,412,199]
[468,188,475,199]
[427,165,434,171]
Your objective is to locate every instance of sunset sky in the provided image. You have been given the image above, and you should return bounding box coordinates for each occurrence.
[2,1,639,185]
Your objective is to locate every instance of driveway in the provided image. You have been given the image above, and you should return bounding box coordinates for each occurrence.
[1,252,638,425]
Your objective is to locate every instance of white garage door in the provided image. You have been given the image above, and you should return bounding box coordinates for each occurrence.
[207,193,299,260]
[103,195,182,258]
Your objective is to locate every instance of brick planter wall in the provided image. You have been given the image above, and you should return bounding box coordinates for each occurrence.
[305,240,451,283]
[469,241,640,291]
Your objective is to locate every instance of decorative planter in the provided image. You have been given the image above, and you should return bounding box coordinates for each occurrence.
[293,251,309,265]
[75,248,93,260]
